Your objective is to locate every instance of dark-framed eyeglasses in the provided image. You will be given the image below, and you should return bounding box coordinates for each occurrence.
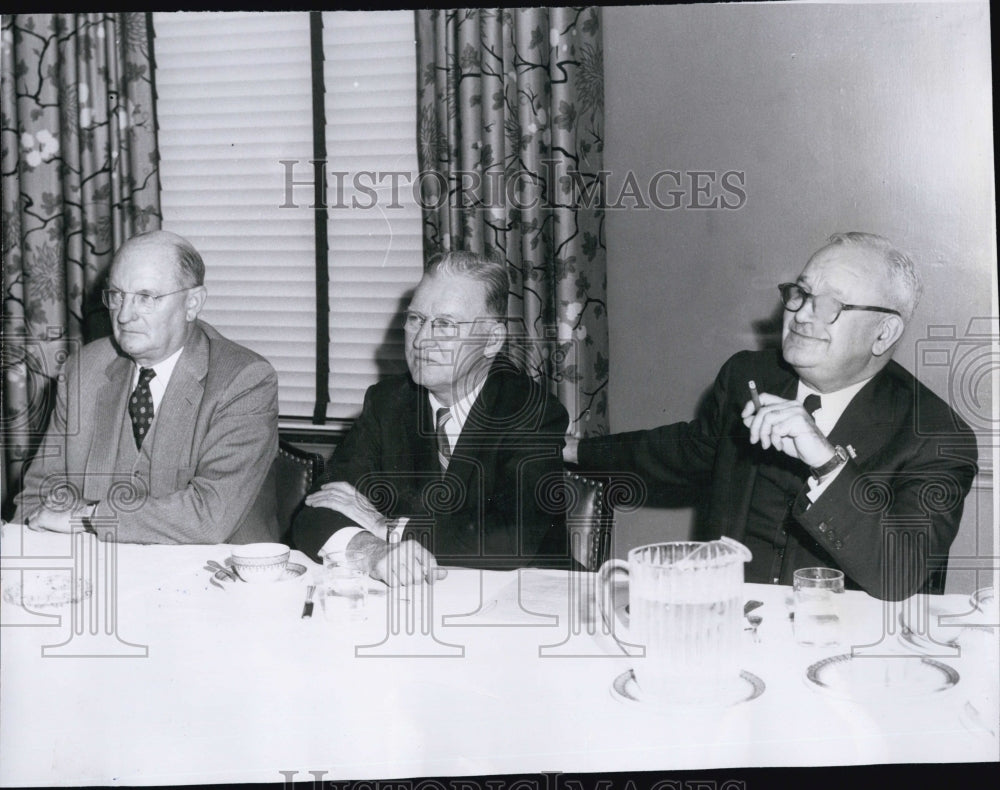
[403,310,490,338]
[778,283,901,325]
[102,287,192,314]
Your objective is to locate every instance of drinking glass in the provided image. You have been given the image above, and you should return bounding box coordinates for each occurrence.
[793,567,844,646]
[319,550,369,623]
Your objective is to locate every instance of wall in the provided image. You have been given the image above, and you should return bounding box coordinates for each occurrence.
[601,3,996,593]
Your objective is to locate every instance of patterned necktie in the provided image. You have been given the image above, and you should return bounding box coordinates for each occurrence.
[803,393,822,417]
[435,407,452,473]
[129,367,156,449]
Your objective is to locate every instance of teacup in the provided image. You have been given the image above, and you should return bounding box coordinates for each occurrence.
[230,543,290,583]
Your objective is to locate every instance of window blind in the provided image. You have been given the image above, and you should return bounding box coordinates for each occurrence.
[322,11,424,420]
[153,10,423,422]
[154,11,316,418]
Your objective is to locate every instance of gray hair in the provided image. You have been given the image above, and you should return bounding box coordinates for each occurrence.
[114,230,205,287]
[823,232,922,321]
[425,250,509,317]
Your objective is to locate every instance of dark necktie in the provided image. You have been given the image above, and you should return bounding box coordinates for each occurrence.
[803,393,822,417]
[129,367,156,449]
[435,407,452,472]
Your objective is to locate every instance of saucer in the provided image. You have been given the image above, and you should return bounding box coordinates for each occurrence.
[1,570,93,608]
[805,654,959,699]
[273,562,307,582]
[211,562,306,589]
[898,601,995,652]
[610,668,765,709]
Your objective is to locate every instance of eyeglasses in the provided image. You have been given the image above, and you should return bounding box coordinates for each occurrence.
[102,287,192,314]
[778,283,901,324]
[403,310,491,338]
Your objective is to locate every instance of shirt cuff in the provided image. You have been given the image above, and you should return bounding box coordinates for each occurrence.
[318,526,364,558]
[389,516,409,542]
[319,516,412,556]
[805,463,847,505]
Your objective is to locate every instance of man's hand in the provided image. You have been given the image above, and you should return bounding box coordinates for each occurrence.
[305,481,387,535]
[28,504,92,533]
[741,392,837,468]
[347,531,447,587]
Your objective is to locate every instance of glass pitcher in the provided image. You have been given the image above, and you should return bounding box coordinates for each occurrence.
[598,537,752,704]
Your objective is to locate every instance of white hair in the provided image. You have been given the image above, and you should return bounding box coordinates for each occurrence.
[823,232,922,321]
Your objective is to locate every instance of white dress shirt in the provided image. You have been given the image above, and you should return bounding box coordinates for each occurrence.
[319,379,487,557]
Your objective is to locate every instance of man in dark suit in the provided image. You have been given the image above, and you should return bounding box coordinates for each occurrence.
[566,232,978,600]
[14,230,279,543]
[293,252,570,585]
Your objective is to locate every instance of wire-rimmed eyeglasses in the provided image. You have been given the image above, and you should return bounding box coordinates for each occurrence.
[778,282,901,324]
[102,287,192,314]
[403,310,496,338]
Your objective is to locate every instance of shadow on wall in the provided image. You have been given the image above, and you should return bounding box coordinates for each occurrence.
[373,289,416,382]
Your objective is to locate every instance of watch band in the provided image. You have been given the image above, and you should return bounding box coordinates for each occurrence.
[810,445,849,479]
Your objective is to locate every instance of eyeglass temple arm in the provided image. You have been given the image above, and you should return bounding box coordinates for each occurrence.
[840,304,902,316]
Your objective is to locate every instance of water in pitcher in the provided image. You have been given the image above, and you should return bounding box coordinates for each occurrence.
[631,592,742,701]
[625,539,750,704]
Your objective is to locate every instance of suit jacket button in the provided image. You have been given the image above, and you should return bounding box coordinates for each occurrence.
[818,523,827,533]
[834,540,844,549]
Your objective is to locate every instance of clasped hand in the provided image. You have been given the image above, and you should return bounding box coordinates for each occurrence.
[740,392,836,468]
[306,481,447,587]
[26,504,92,533]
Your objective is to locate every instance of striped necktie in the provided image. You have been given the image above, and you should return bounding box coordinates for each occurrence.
[435,407,452,472]
[129,367,156,449]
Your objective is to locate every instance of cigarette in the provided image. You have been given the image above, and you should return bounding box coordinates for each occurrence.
[748,380,762,412]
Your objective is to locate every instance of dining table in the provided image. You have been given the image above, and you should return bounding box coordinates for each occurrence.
[1,522,997,787]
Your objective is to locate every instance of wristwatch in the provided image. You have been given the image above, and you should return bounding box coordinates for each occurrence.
[810,445,849,480]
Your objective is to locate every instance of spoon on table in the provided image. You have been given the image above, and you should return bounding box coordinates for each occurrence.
[206,560,239,582]
[744,600,763,641]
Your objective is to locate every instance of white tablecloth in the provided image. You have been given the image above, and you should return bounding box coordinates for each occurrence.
[1,525,997,786]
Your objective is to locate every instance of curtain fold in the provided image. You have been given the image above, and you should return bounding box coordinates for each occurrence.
[1,13,161,510]
[415,8,608,437]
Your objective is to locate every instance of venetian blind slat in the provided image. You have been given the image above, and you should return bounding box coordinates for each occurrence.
[322,10,423,421]
[155,11,316,418]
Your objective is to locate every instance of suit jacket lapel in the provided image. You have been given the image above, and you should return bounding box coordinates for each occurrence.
[826,366,897,466]
[146,324,209,488]
[447,371,500,494]
[84,354,133,499]
[400,382,437,473]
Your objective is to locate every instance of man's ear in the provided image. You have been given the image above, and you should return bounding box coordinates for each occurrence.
[483,320,508,358]
[184,286,208,321]
[872,314,905,356]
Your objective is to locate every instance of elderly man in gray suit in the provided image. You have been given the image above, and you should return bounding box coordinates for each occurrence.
[14,230,280,544]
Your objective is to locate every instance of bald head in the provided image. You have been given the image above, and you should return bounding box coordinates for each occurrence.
[780,233,915,392]
[819,232,921,322]
[111,230,205,290]
[106,231,207,367]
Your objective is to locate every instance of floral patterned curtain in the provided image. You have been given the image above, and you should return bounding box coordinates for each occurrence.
[415,7,608,437]
[1,14,160,511]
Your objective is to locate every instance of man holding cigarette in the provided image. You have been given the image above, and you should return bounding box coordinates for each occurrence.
[565,232,978,600]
